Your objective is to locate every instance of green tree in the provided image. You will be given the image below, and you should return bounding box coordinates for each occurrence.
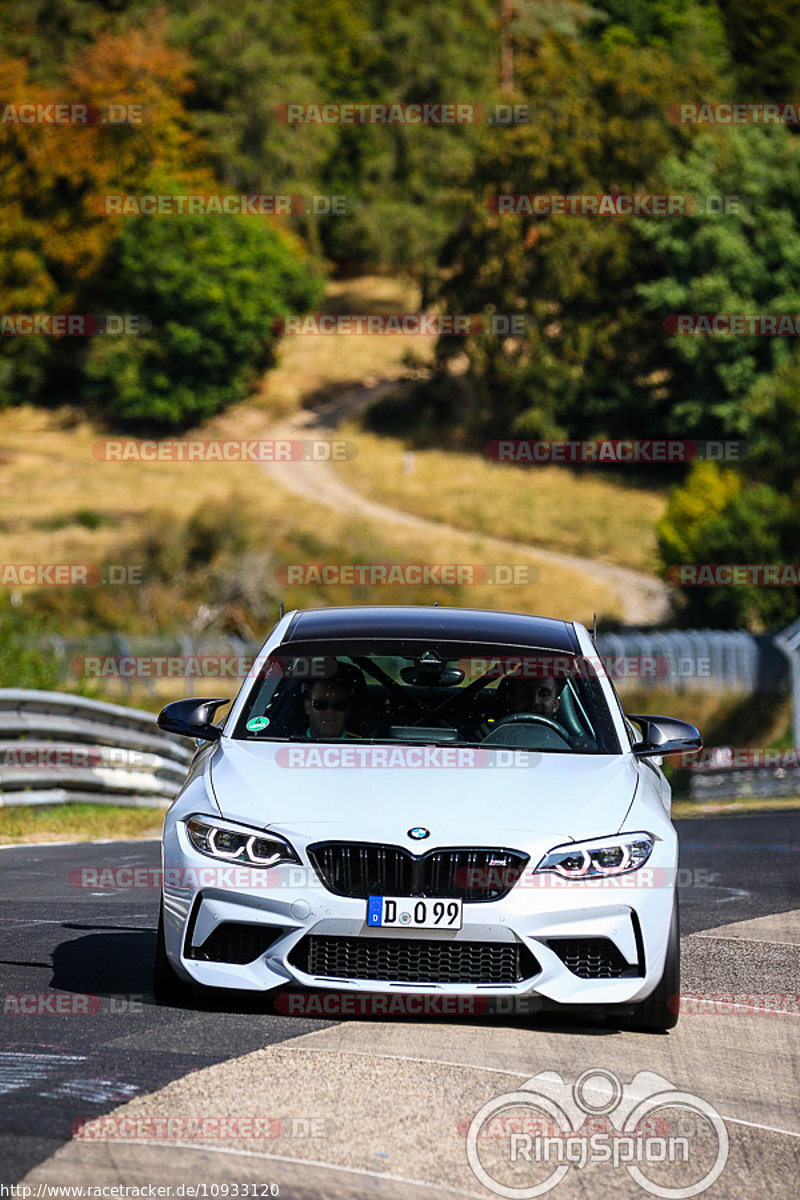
[717,0,800,102]
[169,0,500,282]
[743,350,800,492]
[81,206,322,429]
[420,33,720,445]
[0,21,204,409]
[658,463,800,629]
[636,125,800,441]
[585,0,728,62]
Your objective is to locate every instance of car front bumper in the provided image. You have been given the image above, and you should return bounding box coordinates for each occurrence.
[162,813,677,1007]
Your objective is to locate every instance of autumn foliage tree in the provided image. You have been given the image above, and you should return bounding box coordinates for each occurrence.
[1,17,320,428]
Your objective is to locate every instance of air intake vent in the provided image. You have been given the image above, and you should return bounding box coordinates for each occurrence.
[291,935,540,985]
[547,937,641,979]
[188,923,284,964]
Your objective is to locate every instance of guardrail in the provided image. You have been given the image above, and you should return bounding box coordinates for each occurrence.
[0,689,193,808]
[688,768,799,804]
[595,629,786,692]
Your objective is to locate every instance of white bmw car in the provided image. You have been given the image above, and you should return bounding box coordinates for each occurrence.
[154,606,700,1031]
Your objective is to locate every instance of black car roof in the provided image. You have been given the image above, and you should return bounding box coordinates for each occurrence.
[282,606,578,652]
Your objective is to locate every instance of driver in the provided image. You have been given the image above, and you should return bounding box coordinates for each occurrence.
[484,672,596,750]
[504,675,562,719]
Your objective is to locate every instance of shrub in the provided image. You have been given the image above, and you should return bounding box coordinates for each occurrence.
[81,207,322,430]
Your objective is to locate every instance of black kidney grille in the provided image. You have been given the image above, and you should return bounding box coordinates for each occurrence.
[547,938,641,979]
[188,922,284,965]
[307,843,528,902]
[291,935,540,984]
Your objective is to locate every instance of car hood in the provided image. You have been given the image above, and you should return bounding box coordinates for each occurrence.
[209,740,639,845]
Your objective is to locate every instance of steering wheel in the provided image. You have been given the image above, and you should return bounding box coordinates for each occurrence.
[487,712,573,746]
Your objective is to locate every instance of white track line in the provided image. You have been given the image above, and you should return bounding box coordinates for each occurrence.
[259,1044,800,1139]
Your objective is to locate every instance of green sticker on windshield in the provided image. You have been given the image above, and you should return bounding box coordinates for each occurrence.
[246,716,270,732]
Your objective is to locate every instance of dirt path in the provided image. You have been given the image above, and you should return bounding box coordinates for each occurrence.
[260,380,672,626]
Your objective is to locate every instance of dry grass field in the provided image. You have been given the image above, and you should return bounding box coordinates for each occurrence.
[0,274,639,648]
[331,426,668,574]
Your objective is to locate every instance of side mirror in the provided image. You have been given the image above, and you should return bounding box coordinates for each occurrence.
[627,713,702,758]
[157,697,230,741]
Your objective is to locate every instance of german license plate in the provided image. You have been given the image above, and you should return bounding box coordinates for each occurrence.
[367,896,463,929]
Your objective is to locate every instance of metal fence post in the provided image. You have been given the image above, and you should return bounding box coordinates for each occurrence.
[774,619,800,748]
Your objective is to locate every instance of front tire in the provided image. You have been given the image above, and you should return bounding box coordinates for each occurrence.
[153,901,194,1006]
[617,896,680,1033]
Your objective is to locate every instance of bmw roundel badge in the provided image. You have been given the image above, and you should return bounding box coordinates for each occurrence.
[408,826,430,840]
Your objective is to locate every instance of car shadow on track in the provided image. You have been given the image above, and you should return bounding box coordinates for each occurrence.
[50,926,633,1035]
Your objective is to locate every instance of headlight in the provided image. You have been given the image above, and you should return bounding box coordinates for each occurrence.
[534,832,655,878]
[185,816,300,868]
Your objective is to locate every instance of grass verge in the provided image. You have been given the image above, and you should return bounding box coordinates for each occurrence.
[673,795,800,818]
[0,802,165,845]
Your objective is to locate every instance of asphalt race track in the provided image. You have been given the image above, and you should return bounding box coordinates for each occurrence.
[1,810,798,1198]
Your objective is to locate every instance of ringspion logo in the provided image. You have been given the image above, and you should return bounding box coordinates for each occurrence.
[465,1069,729,1197]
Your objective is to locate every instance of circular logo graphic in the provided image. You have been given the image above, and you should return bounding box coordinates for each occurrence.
[464,1070,730,1200]
[408,826,430,840]
[399,911,412,924]
[573,1068,622,1115]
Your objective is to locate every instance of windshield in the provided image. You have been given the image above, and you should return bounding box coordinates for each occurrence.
[233,640,621,754]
